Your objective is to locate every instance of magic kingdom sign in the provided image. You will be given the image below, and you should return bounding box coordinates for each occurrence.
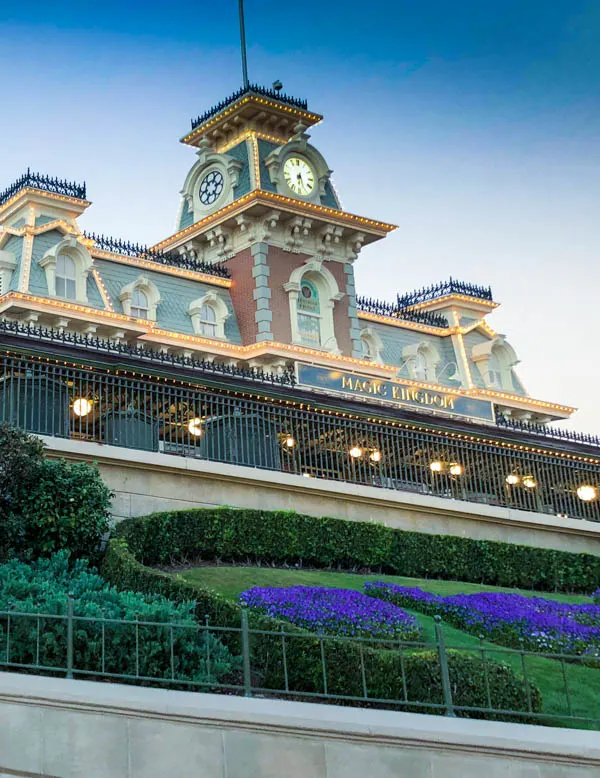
[297,364,495,422]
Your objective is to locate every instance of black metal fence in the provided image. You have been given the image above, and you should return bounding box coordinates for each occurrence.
[0,604,597,729]
[191,84,309,130]
[0,169,87,207]
[84,232,231,278]
[1,351,598,521]
[396,278,494,310]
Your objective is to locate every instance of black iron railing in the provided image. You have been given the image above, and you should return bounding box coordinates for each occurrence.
[191,84,309,130]
[84,232,231,279]
[496,414,600,449]
[0,320,293,387]
[396,278,494,310]
[356,297,449,328]
[0,604,597,729]
[0,169,87,207]
[1,349,598,522]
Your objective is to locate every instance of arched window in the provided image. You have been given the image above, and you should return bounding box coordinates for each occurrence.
[55,254,76,299]
[487,350,504,388]
[130,289,149,319]
[361,336,374,360]
[359,329,383,363]
[297,279,321,346]
[198,304,217,337]
[414,349,428,381]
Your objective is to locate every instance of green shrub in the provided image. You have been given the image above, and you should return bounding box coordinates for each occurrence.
[0,424,46,559]
[254,637,541,720]
[0,425,112,560]
[0,551,234,686]
[113,507,600,593]
[102,538,542,720]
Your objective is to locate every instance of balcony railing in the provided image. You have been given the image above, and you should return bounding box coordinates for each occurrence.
[0,169,87,208]
[1,349,598,522]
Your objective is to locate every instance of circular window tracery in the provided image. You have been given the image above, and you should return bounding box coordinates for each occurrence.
[198,170,225,206]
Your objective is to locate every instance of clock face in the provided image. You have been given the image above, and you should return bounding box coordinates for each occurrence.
[283,157,315,196]
[198,169,225,206]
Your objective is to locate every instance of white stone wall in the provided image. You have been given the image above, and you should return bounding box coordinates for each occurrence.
[42,437,600,556]
[0,672,598,778]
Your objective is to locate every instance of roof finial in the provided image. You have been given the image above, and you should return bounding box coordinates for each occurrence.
[238,0,250,90]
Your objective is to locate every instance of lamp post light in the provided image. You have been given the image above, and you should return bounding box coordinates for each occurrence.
[187,417,203,437]
[349,446,363,459]
[577,484,597,502]
[73,397,93,417]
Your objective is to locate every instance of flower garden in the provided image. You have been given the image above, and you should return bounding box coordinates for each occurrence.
[2,425,600,728]
[239,585,421,640]
[364,582,600,659]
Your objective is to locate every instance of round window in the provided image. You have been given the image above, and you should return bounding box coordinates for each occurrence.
[198,170,225,206]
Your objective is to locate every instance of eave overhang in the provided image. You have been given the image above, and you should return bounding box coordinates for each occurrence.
[151,190,397,254]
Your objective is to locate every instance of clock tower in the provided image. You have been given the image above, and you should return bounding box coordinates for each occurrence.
[152,85,395,369]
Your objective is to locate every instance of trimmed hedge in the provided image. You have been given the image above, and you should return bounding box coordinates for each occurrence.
[113,506,600,593]
[101,538,541,719]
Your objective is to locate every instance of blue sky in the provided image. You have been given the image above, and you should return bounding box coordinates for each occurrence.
[1,1,599,431]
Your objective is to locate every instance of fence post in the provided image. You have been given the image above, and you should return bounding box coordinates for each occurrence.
[241,609,252,697]
[434,616,455,717]
[66,593,74,680]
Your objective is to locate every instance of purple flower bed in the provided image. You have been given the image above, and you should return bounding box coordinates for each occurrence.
[240,586,421,640]
[365,582,600,658]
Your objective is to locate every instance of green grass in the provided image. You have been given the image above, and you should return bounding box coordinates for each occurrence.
[180,565,593,603]
[180,564,600,729]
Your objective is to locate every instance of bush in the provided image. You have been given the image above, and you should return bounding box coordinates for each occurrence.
[0,425,112,560]
[0,551,234,686]
[254,638,542,720]
[0,424,45,559]
[113,506,600,594]
[101,538,542,720]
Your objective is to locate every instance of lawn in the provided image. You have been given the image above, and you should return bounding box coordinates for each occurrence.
[180,564,600,729]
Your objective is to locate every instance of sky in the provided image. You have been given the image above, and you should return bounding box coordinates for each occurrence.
[1,1,599,433]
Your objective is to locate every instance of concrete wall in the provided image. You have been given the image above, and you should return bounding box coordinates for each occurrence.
[0,672,598,778]
[43,437,600,556]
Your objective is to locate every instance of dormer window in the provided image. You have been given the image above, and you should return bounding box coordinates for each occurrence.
[130,289,149,319]
[198,304,217,337]
[359,328,384,363]
[188,293,229,340]
[414,350,428,381]
[402,341,441,383]
[55,254,77,299]
[119,276,161,321]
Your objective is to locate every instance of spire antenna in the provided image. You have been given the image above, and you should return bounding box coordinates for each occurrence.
[238,0,250,90]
